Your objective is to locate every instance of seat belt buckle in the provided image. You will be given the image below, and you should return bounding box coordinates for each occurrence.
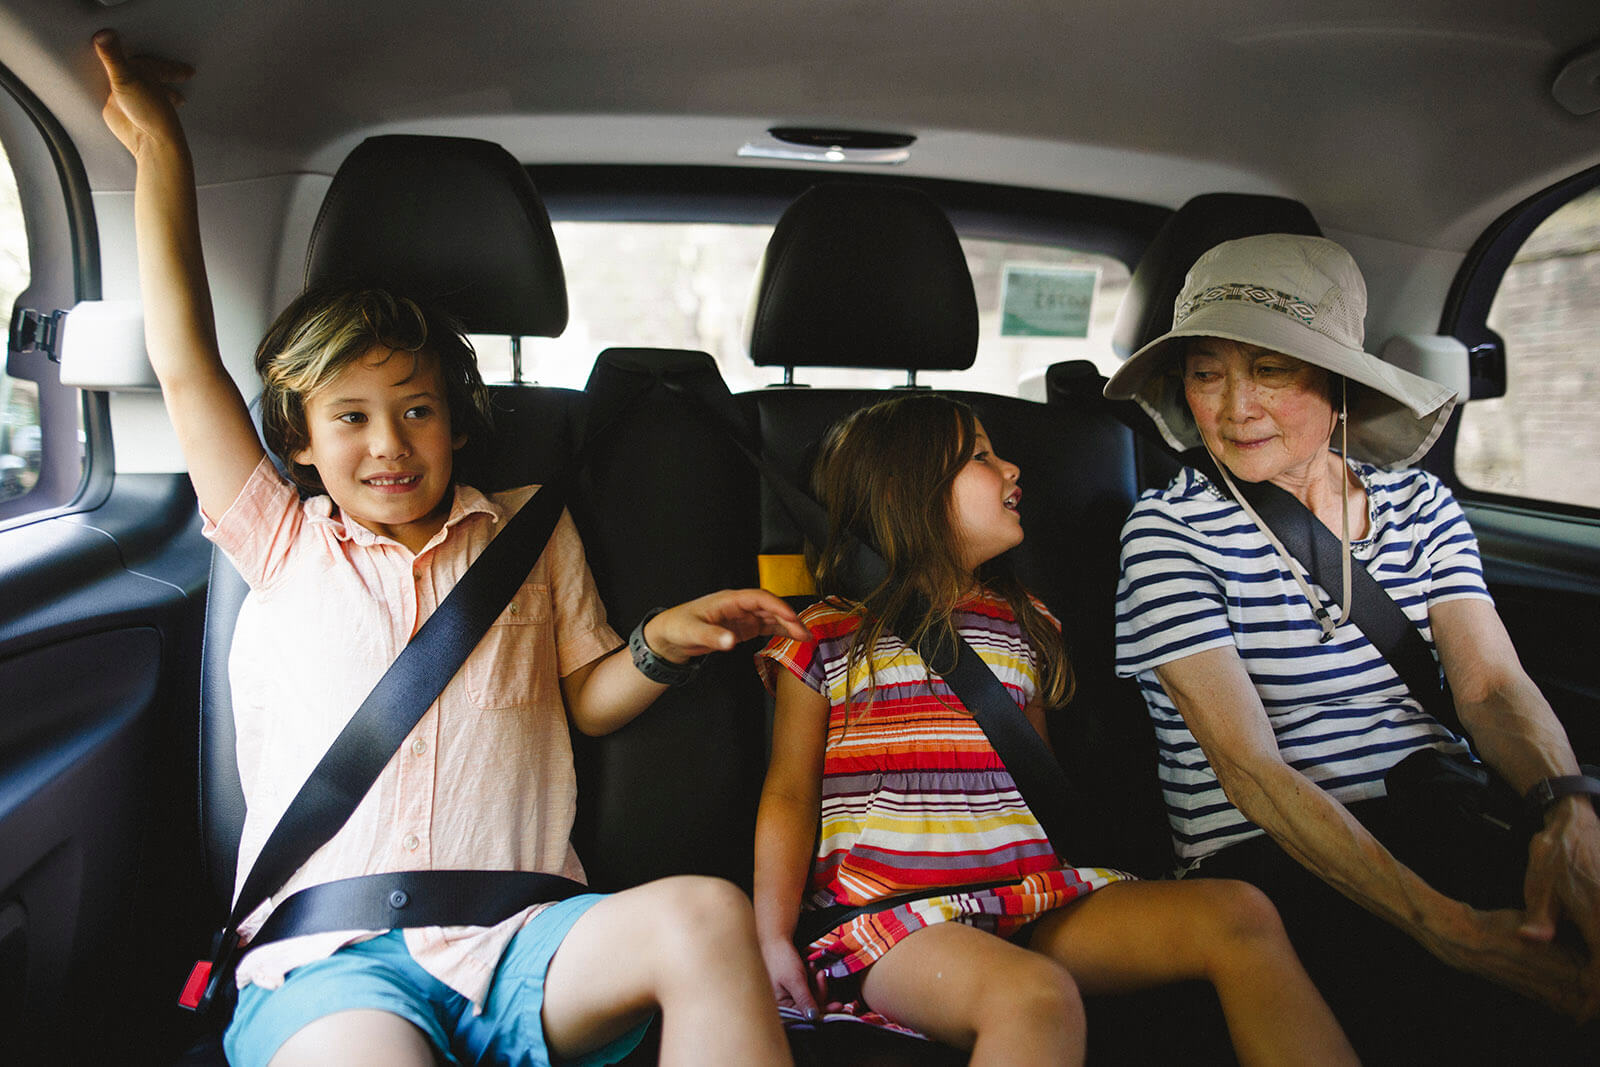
[178,928,240,1013]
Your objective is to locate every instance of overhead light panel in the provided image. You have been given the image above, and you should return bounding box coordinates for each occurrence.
[739,127,915,165]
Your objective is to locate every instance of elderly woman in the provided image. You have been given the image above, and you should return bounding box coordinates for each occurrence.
[1106,234,1599,1060]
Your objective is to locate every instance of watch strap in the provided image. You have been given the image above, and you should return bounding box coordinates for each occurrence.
[629,607,703,686]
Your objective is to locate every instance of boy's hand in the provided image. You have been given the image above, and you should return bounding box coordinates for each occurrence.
[643,589,810,664]
[94,30,194,159]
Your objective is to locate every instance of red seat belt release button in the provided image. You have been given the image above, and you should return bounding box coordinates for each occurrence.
[178,960,212,1010]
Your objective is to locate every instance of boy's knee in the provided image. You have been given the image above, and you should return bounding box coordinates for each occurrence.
[646,876,755,951]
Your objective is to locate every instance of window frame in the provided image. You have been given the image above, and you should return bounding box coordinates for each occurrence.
[0,57,107,528]
[1429,162,1600,520]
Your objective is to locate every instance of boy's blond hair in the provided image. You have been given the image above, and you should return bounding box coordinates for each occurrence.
[255,288,492,495]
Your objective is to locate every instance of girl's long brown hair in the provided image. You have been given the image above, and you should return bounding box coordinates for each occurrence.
[808,394,1073,713]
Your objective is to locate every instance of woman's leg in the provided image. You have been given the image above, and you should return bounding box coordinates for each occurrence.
[538,875,791,1067]
[1028,879,1356,1066]
[858,921,1086,1067]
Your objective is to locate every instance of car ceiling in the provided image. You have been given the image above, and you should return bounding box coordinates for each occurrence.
[2,0,1599,251]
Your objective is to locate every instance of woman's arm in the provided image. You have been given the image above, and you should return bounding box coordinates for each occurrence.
[1431,597,1600,993]
[560,588,808,736]
[1156,645,1594,1019]
[753,669,829,1017]
[94,32,265,518]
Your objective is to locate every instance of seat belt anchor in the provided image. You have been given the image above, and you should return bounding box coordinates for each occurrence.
[178,927,241,1013]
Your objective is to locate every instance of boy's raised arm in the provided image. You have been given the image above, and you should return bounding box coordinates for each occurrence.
[94,31,265,519]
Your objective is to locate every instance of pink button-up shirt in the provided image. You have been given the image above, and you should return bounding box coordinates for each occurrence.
[204,457,618,1007]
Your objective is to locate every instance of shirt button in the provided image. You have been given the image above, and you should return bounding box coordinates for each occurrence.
[411,738,428,756]
[402,833,420,852]
[508,603,520,616]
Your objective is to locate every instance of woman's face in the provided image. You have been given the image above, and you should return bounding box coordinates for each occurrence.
[1182,338,1336,486]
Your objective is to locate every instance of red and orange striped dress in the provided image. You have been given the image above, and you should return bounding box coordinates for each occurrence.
[757,590,1130,996]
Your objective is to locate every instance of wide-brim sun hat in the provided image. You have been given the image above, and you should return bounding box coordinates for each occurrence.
[1103,233,1458,468]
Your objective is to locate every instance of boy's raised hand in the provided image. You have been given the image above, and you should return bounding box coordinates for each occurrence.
[94,29,193,159]
[642,589,811,664]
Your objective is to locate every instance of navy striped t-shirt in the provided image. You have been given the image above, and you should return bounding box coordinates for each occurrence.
[1114,460,1487,860]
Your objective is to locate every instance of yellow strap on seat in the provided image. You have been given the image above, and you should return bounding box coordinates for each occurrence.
[758,554,815,597]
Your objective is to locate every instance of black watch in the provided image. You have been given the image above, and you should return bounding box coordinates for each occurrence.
[629,607,703,686]
[1523,773,1600,823]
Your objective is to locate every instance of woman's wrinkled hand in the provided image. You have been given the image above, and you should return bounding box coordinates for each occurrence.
[1425,900,1596,1022]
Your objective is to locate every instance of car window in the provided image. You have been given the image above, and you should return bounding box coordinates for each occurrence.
[0,137,37,505]
[468,221,1129,397]
[1455,186,1600,511]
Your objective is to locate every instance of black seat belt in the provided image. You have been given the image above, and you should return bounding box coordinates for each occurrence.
[181,470,586,1013]
[1100,385,1455,728]
[182,381,657,1016]
[1185,448,1459,733]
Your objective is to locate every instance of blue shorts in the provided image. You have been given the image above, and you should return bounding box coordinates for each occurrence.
[223,894,651,1067]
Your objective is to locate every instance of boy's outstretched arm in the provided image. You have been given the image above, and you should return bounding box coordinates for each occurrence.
[94,31,265,519]
[560,588,809,736]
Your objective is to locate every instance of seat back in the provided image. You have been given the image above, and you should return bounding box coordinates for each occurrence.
[741,182,1173,874]
[567,348,767,890]
[198,135,578,907]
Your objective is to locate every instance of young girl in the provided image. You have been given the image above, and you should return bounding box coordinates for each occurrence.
[753,393,1358,1065]
[94,32,805,1067]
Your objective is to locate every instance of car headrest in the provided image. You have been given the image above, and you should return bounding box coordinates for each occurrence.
[1111,192,1321,358]
[304,134,568,337]
[747,182,977,371]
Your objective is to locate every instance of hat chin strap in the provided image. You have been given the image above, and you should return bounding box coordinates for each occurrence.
[1203,380,1353,643]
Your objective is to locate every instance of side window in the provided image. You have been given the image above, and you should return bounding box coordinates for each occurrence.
[1455,185,1600,510]
[0,75,88,521]
[0,139,36,504]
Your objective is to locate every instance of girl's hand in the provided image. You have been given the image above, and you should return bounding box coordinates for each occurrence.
[93,30,194,160]
[643,588,810,664]
[761,937,823,1019]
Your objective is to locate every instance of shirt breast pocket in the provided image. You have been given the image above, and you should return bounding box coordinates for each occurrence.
[463,584,553,709]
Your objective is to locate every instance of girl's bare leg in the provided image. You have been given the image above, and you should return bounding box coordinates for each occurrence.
[858,921,1086,1067]
[540,876,791,1066]
[269,1010,436,1066]
[1028,879,1357,1066]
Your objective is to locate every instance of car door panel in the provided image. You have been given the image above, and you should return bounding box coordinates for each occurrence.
[1463,503,1600,760]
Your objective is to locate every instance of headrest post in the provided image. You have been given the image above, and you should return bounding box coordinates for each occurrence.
[782,366,795,387]
[906,370,918,388]
[510,336,524,385]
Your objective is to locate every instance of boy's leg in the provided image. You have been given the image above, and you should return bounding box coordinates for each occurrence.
[269,1010,436,1067]
[539,875,790,1067]
[857,921,1085,1067]
[1026,879,1356,1066]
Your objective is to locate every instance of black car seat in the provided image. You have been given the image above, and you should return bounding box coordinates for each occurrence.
[739,181,1172,877]
[1055,190,1325,490]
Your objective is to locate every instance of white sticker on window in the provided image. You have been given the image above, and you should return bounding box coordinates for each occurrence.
[1000,265,1098,338]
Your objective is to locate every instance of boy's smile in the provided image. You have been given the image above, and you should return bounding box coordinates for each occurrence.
[292,346,465,554]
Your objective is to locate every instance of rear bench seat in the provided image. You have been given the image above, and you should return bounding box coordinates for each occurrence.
[195,134,1319,1062]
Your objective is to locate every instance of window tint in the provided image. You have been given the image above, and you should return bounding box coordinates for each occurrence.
[0,138,38,505]
[468,222,1129,397]
[1456,187,1600,510]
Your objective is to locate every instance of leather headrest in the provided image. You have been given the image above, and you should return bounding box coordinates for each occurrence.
[305,134,567,337]
[1112,192,1321,358]
[748,183,977,371]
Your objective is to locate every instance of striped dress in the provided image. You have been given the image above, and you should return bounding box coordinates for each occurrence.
[1114,460,1488,861]
[757,590,1128,995]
